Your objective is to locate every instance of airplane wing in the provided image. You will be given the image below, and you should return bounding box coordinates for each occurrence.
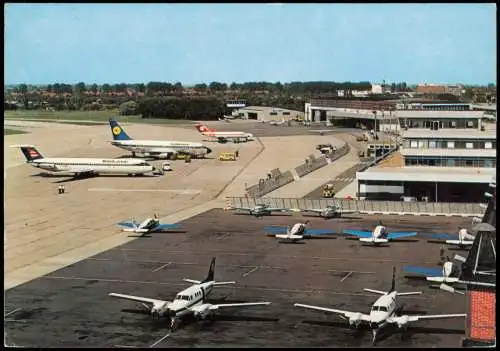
[424,233,456,240]
[304,229,339,236]
[156,223,182,230]
[117,221,137,228]
[343,230,372,238]
[109,293,169,309]
[387,231,417,239]
[300,209,322,214]
[388,313,467,326]
[231,207,251,212]
[403,265,442,277]
[267,207,288,212]
[294,303,371,322]
[204,302,272,311]
[340,210,357,214]
[276,234,302,240]
[264,226,288,234]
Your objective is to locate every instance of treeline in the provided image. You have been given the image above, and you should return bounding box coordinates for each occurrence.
[10,81,378,95]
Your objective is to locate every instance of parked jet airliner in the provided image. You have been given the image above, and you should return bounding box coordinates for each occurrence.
[109,118,212,159]
[194,123,254,143]
[109,257,271,330]
[12,145,155,177]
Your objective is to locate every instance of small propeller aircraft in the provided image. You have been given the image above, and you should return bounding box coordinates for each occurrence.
[424,228,475,248]
[298,204,356,219]
[294,267,467,345]
[264,221,338,243]
[109,257,271,330]
[116,213,181,235]
[403,259,463,289]
[231,203,290,217]
[343,222,417,245]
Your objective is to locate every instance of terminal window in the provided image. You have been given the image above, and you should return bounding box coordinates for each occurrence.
[447,141,455,149]
[429,140,437,148]
[466,142,474,149]
[484,142,492,149]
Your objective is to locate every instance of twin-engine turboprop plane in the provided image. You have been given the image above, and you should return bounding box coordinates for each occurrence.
[264,221,338,242]
[424,228,475,248]
[117,213,181,235]
[109,257,271,330]
[343,222,417,245]
[231,203,289,217]
[298,205,356,219]
[294,267,466,344]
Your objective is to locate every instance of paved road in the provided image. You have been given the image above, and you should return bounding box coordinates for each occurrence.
[303,163,367,199]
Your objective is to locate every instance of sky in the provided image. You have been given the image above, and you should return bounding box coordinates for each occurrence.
[4,3,497,86]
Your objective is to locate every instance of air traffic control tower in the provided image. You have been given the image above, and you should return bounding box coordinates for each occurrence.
[461,177,496,347]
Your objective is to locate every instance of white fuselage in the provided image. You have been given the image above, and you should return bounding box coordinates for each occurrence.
[28,157,154,175]
[368,292,398,327]
[446,228,475,246]
[358,225,389,244]
[426,261,459,283]
[276,223,306,241]
[202,130,254,140]
[162,282,215,318]
[111,139,210,158]
[122,218,159,233]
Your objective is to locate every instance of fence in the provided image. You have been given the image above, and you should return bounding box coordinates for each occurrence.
[226,197,485,217]
[245,170,294,198]
[295,143,350,178]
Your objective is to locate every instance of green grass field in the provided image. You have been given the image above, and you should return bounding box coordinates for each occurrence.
[4,110,192,125]
[4,128,28,135]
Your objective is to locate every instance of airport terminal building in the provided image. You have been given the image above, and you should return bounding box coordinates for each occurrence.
[356,110,496,202]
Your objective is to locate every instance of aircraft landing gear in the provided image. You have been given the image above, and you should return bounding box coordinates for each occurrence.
[170,318,181,331]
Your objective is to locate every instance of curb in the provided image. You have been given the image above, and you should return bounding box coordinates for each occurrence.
[357,211,481,218]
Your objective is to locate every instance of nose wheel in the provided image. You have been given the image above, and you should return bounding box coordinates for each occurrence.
[372,329,378,345]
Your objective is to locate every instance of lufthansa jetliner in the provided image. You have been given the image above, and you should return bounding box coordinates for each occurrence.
[109,118,212,159]
[194,123,254,143]
[294,267,466,344]
[109,257,271,330]
[12,145,155,177]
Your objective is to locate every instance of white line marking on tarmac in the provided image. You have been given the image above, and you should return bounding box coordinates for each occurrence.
[328,269,375,274]
[242,267,259,277]
[152,262,172,273]
[150,333,171,348]
[88,188,201,195]
[4,308,21,317]
[340,272,353,282]
[114,345,138,348]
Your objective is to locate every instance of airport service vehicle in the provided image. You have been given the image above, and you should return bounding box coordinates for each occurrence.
[231,204,289,217]
[322,184,335,198]
[294,267,466,345]
[264,221,338,243]
[194,123,254,143]
[109,257,271,330]
[162,162,172,172]
[343,222,417,245]
[299,204,356,219]
[117,213,181,235]
[218,152,236,161]
[316,143,337,154]
[109,118,211,159]
[424,228,475,248]
[12,145,155,177]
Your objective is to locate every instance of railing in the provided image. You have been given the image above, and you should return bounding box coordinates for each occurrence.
[226,197,485,217]
[295,143,349,178]
[245,170,295,198]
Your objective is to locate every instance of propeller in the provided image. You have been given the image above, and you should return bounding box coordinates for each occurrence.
[439,283,465,295]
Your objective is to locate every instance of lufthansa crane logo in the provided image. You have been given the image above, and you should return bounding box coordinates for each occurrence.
[112,126,122,136]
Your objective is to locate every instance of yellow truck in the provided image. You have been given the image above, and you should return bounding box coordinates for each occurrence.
[323,183,335,198]
[219,152,236,161]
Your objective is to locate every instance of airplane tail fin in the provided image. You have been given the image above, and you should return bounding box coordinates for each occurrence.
[12,145,44,162]
[194,123,213,134]
[202,256,216,283]
[389,266,396,293]
[109,118,132,141]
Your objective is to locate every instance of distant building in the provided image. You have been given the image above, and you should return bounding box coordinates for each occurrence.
[416,83,465,96]
[234,106,303,122]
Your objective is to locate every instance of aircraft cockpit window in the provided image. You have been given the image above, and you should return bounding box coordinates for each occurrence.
[372,306,379,311]
[379,306,388,312]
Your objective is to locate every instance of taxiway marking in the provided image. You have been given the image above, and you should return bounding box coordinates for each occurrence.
[328,269,375,274]
[340,271,353,282]
[88,188,201,195]
[150,333,171,348]
[242,267,259,277]
[4,308,21,317]
[114,345,138,348]
[152,262,172,273]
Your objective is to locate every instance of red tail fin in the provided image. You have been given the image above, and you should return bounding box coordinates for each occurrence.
[195,123,214,133]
